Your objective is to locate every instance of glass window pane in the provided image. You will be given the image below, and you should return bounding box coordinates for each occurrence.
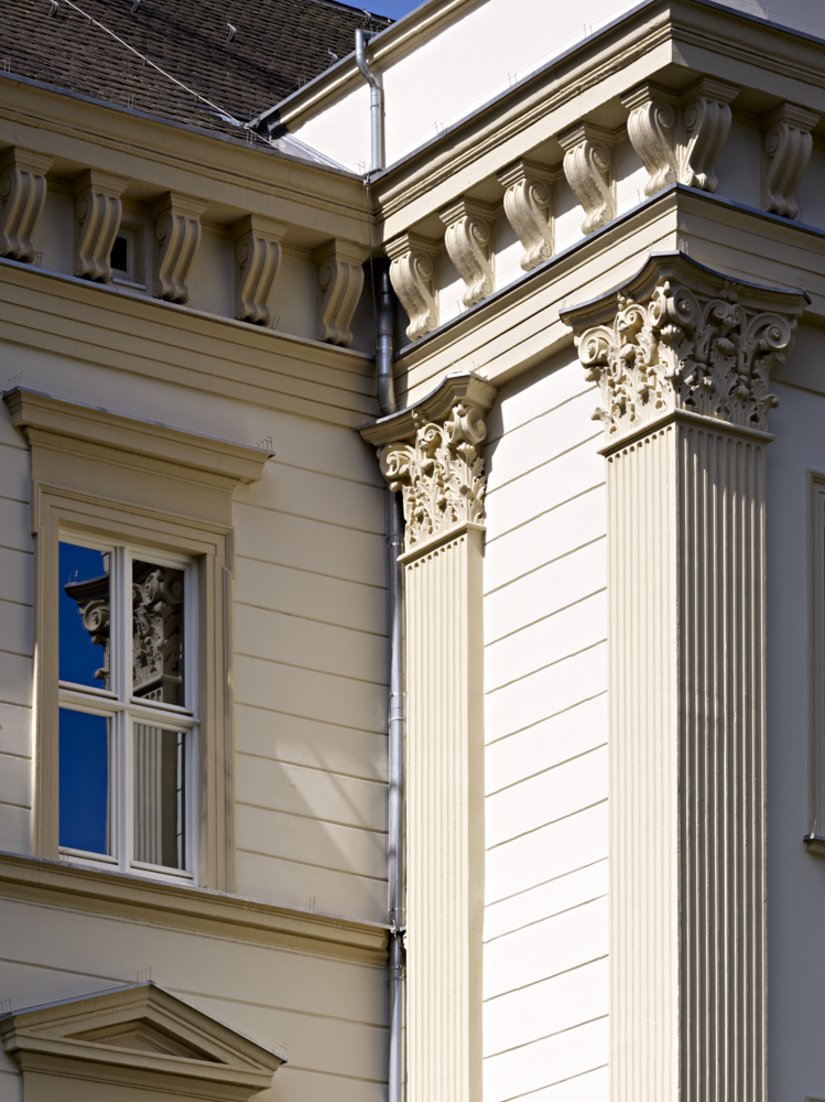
[133,725,187,870]
[59,542,110,690]
[132,561,185,706]
[59,709,110,854]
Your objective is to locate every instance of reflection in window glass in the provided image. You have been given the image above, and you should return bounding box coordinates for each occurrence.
[132,561,184,706]
[59,542,110,690]
[133,725,186,870]
[59,709,110,854]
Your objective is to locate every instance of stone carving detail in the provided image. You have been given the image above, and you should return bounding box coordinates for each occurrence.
[233,214,286,325]
[558,122,616,234]
[498,159,556,271]
[575,277,797,438]
[387,232,440,340]
[132,564,183,704]
[316,240,367,346]
[152,193,207,303]
[380,399,489,551]
[440,198,496,307]
[623,79,739,196]
[73,169,127,282]
[0,147,52,261]
[762,103,818,219]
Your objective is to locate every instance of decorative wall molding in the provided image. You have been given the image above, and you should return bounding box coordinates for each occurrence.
[0,147,52,262]
[73,168,127,282]
[558,121,617,234]
[562,251,808,1102]
[564,252,806,443]
[151,192,207,304]
[232,214,287,325]
[439,198,496,308]
[386,231,440,340]
[498,159,557,271]
[762,102,819,219]
[316,239,367,346]
[623,78,739,197]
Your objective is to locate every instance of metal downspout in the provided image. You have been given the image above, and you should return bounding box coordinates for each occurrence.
[356,29,405,1102]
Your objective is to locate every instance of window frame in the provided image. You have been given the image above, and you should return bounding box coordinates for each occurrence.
[57,537,199,881]
[5,387,272,891]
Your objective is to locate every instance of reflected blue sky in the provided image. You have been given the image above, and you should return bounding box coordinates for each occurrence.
[59,708,109,854]
[58,542,107,688]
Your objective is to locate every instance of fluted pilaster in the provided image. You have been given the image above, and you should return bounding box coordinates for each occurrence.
[562,252,807,1102]
[360,372,496,1102]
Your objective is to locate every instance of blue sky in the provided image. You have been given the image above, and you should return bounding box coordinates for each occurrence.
[369,0,422,19]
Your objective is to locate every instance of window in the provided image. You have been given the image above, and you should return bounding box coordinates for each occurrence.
[3,387,271,889]
[58,540,197,879]
[808,473,825,854]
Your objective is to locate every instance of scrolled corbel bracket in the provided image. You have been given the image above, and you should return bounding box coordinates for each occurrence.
[73,168,128,282]
[560,250,809,447]
[359,372,497,557]
[762,102,819,219]
[680,76,738,192]
[386,231,440,341]
[558,121,617,235]
[498,159,557,271]
[315,239,368,347]
[0,147,53,262]
[622,78,739,197]
[439,197,496,308]
[151,192,208,303]
[232,214,287,325]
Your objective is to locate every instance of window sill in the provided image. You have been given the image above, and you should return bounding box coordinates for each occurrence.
[0,852,388,963]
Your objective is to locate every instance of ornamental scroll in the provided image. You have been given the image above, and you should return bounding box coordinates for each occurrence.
[360,374,497,557]
[562,254,808,442]
[380,400,488,553]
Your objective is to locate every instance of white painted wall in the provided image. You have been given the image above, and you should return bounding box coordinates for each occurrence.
[482,351,609,1100]
[0,333,388,923]
[765,375,825,1102]
[290,0,825,173]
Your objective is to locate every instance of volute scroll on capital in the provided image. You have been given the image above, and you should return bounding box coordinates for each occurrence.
[560,252,808,444]
[359,373,496,555]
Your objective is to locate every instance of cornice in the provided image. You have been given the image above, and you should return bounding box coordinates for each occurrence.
[0,854,389,964]
[0,259,377,428]
[0,77,371,247]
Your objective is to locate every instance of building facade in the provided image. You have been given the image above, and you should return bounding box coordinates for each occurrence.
[1,1,825,1100]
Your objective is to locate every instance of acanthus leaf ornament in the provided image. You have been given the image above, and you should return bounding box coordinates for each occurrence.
[379,399,489,552]
[563,254,807,442]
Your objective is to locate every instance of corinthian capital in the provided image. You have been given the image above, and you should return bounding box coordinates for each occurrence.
[561,252,808,443]
[360,373,496,554]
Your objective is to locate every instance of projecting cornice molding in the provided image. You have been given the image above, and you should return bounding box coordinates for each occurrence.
[151,192,207,304]
[0,147,52,262]
[316,239,367,347]
[622,77,739,197]
[72,168,127,282]
[360,372,496,556]
[439,198,496,308]
[762,102,819,219]
[498,159,557,272]
[233,214,287,325]
[561,252,809,446]
[387,231,440,341]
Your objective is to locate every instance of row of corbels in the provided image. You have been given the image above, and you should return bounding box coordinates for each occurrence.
[0,148,366,346]
[388,76,819,341]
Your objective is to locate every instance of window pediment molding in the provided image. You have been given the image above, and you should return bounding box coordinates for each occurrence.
[3,388,272,491]
[0,981,284,1101]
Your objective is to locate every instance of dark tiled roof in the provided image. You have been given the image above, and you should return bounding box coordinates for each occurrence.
[0,0,391,138]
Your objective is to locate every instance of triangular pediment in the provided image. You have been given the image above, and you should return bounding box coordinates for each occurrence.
[0,981,284,1101]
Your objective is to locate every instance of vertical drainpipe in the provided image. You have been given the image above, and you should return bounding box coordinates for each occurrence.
[356,28,405,1102]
